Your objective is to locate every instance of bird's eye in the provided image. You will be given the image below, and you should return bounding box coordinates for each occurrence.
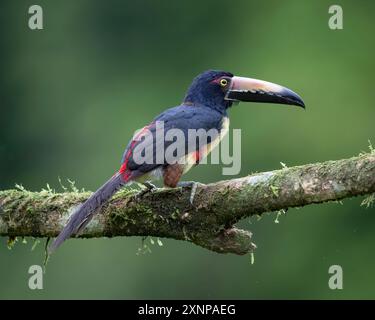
[220,78,228,87]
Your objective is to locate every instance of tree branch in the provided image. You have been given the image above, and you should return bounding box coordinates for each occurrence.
[0,153,374,255]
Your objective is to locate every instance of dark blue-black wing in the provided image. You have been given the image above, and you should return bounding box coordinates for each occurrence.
[121,104,224,174]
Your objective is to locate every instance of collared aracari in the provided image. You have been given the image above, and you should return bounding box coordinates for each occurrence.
[49,70,304,253]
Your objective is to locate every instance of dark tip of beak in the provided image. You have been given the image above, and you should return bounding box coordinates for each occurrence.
[278,88,305,109]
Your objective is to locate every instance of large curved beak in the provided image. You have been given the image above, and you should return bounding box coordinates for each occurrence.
[225,76,305,108]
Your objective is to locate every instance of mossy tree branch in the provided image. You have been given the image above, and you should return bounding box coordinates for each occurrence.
[0,153,374,255]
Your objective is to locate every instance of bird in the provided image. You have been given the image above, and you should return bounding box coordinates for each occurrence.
[49,70,305,253]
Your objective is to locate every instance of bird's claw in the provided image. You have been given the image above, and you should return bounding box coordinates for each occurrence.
[177,181,201,205]
[135,182,158,199]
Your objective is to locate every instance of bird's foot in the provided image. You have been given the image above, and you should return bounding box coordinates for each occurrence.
[135,181,158,199]
[177,181,202,205]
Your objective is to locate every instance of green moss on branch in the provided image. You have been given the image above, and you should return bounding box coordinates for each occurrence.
[0,153,374,255]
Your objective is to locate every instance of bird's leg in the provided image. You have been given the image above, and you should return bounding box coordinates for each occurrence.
[177,181,202,205]
[135,181,158,199]
[163,165,201,205]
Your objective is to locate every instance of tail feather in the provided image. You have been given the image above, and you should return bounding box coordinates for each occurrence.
[49,172,126,253]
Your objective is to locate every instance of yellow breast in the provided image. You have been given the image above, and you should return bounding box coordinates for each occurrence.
[205,116,230,156]
[181,116,230,173]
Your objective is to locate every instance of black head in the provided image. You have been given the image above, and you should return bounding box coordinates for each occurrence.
[183,69,305,113]
[184,70,234,112]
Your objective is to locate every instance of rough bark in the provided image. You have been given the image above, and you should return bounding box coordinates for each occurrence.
[0,153,374,255]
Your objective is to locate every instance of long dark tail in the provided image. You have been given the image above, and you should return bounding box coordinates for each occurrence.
[49,172,126,254]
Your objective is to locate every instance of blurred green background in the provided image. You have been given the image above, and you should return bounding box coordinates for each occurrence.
[1,0,374,299]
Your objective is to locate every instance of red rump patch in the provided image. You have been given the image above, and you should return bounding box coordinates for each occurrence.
[119,123,153,180]
[194,151,201,164]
